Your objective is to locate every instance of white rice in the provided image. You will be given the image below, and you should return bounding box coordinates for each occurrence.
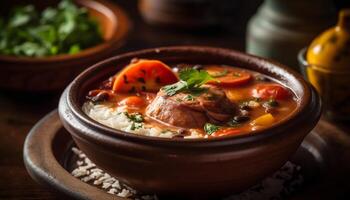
[71,147,303,199]
[83,102,201,139]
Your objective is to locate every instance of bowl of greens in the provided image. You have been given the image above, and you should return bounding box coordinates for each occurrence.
[0,0,129,92]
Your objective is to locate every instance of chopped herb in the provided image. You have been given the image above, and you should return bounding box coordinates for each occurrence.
[266,99,279,107]
[162,68,213,96]
[211,69,228,78]
[124,112,144,123]
[130,122,143,130]
[162,80,188,96]
[0,0,103,57]
[204,123,220,135]
[185,95,195,101]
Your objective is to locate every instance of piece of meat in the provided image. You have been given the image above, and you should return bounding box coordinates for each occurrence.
[145,86,236,128]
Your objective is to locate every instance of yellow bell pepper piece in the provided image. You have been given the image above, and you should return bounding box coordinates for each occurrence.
[250,113,275,126]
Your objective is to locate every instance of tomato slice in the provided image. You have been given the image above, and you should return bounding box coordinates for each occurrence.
[113,59,179,93]
[251,83,291,100]
[212,128,241,137]
[207,68,252,87]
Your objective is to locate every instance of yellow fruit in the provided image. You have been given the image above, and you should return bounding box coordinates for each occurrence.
[307,9,350,71]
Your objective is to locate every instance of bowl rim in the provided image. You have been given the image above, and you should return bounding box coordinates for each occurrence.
[0,0,130,63]
[64,46,321,145]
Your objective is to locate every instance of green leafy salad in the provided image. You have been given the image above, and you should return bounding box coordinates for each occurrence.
[0,0,103,57]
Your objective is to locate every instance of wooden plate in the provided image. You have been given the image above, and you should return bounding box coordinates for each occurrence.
[23,110,350,199]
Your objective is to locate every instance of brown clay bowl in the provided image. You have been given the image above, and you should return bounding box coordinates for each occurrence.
[0,0,129,92]
[58,46,322,197]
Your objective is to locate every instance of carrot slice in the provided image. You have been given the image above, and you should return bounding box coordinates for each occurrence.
[212,128,241,137]
[113,59,179,93]
[207,68,252,87]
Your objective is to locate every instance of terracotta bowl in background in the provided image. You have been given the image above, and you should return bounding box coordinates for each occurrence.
[58,46,322,197]
[0,0,129,92]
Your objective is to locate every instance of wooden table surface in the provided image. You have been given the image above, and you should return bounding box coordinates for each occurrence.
[1,1,349,199]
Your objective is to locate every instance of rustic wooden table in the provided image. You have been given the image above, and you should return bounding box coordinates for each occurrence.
[1,1,349,199]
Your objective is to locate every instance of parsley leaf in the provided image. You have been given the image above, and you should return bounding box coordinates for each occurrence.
[204,123,220,135]
[124,112,144,131]
[0,0,103,57]
[162,80,187,96]
[124,112,144,123]
[180,68,213,88]
[162,68,213,96]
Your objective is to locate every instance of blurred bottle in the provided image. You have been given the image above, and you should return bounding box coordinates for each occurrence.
[246,0,336,70]
[304,9,350,121]
[138,0,261,31]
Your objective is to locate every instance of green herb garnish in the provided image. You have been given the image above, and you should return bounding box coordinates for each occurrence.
[124,112,144,131]
[162,68,213,96]
[185,94,195,101]
[266,99,279,107]
[124,112,144,123]
[204,123,220,135]
[130,122,143,130]
[0,0,103,57]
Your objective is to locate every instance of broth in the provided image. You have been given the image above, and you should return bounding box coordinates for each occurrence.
[83,61,297,139]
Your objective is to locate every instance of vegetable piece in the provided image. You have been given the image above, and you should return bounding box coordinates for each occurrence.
[204,123,220,135]
[113,59,179,93]
[206,68,252,87]
[212,128,241,137]
[0,0,103,57]
[162,68,213,96]
[251,83,291,100]
[119,96,145,107]
[250,113,275,126]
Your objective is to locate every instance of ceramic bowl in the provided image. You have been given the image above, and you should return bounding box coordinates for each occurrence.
[0,0,129,92]
[58,46,322,196]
